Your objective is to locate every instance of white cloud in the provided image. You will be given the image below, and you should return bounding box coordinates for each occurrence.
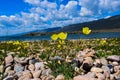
[79,0,120,16]
[80,7,93,16]
[0,0,120,36]
[24,0,40,5]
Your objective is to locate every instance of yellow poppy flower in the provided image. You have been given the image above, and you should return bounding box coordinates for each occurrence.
[17,46,21,50]
[100,40,106,45]
[82,27,91,35]
[13,41,21,45]
[58,32,67,40]
[6,41,13,44]
[51,34,58,41]
[57,44,61,48]
[59,40,65,44]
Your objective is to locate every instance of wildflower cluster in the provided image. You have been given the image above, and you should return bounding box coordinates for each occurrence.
[51,32,68,48]
[6,41,29,51]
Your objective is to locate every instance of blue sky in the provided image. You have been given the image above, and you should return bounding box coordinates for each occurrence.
[0,0,120,36]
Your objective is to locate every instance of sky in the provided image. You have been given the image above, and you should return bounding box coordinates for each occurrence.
[0,0,120,36]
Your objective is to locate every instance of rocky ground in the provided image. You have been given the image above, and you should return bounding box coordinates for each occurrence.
[0,48,120,80]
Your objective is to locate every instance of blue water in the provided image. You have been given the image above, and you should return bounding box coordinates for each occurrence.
[0,32,120,41]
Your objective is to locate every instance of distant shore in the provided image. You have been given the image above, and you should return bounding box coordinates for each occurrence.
[23,28,120,36]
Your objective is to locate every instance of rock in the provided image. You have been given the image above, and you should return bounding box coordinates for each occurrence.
[112,61,119,66]
[65,56,72,63]
[102,66,110,78]
[6,70,15,76]
[29,59,39,64]
[0,50,4,53]
[35,62,44,70]
[96,73,105,80]
[46,75,55,80]
[107,55,120,62]
[30,78,41,80]
[107,64,114,73]
[14,64,24,73]
[22,71,32,79]
[72,59,82,68]
[115,74,120,80]
[32,70,41,78]
[0,65,3,73]
[110,74,115,80]
[15,72,23,78]
[18,77,31,80]
[73,75,97,80]
[7,52,15,55]
[76,48,95,58]
[104,71,110,79]
[5,55,13,65]
[5,66,11,73]
[55,74,65,80]
[86,72,96,78]
[3,76,14,80]
[100,57,108,66]
[28,64,35,71]
[81,57,93,72]
[14,57,28,65]
[40,75,47,80]
[91,67,103,73]
[42,69,52,76]
[93,59,102,67]
[51,56,64,61]
[114,66,120,73]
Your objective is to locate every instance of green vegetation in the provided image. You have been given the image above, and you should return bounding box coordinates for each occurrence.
[0,38,120,79]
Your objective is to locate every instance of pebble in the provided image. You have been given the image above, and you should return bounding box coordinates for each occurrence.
[93,59,102,67]
[112,61,119,66]
[0,65,3,73]
[96,73,105,80]
[73,75,97,80]
[7,52,15,55]
[72,60,81,68]
[28,64,35,71]
[114,66,120,73]
[3,76,14,80]
[51,56,64,61]
[42,69,52,76]
[35,62,44,70]
[100,57,108,66]
[32,70,41,78]
[107,55,120,62]
[22,71,32,79]
[29,59,39,64]
[5,55,13,65]
[55,74,65,80]
[90,67,103,73]
[107,64,114,73]
[30,78,41,80]
[85,72,96,78]
[81,57,93,72]
[14,64,24,73]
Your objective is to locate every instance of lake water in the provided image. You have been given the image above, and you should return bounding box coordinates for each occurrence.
[0,32,120,41]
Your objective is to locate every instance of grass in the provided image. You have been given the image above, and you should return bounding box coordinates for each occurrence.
[0,38,120,79]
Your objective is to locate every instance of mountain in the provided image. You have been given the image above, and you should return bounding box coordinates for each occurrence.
[23,14,120,36]
[23,27,61,36]
[56,14,120,32]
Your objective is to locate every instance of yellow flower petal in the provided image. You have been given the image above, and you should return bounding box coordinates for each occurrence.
[57,44,61,48]
[51,34,58,41]
[59,40,65,44]
[100,40,106,45]
[82,27,91,35]
[58,32,67,40]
